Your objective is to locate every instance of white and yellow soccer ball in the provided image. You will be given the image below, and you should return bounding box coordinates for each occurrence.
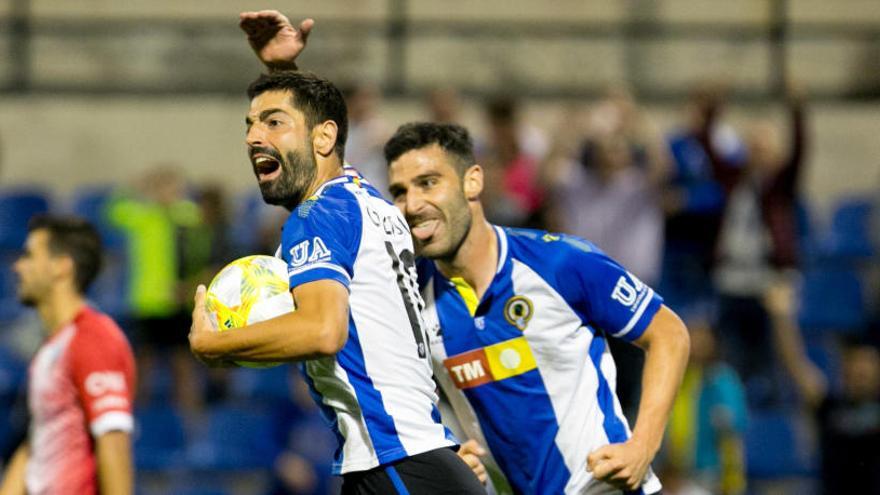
[205,255,294,368]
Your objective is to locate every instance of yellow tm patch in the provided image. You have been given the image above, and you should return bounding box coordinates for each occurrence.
[484,336,537,381]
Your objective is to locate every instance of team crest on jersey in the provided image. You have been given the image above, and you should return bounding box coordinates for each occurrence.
[289,237,332,268]
[504,295,534,331]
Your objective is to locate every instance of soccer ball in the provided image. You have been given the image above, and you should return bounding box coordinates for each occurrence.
[206,255,294,368]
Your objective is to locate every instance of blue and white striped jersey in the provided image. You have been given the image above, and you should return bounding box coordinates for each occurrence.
[278,173,455,475]
[420,226,664,494]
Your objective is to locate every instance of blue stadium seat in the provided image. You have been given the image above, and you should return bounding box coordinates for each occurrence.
[746,409,816,478]
[798,266,867,333]
[187,405,279,471]
[0,254,27,322]
[85,250,129,321]
[795,199,820,264]
[0,347,27,456]
[134,405,188,471]
[228,364,293,405]
[0,189,51,322]
[821,197,875,260]
[69,188,130,320]
[0,189,51,251]
[70,185,126,250]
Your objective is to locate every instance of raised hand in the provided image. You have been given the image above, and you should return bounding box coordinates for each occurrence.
[239,10,314,71]
[188,284,229,367]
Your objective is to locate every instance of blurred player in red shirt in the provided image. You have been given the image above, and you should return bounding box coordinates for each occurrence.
[0,215,136,495]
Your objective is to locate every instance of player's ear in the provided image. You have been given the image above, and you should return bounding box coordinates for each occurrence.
[313,120,338,158]
[53,254,75,284]
[462,164,483,201]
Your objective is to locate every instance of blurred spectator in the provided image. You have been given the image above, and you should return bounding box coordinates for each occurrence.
[660,84,746,311]
[664,319,748,495]
[343,84,391,196]
[180,183,238,404]
[701,86,808,395]
[544,88,668,286]
[107,166,202,415]
[767,283,880,494]
[478,96,548,227]
[426,86,462,124]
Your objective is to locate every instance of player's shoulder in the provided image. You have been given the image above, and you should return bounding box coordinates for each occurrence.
[283,180,363,234]
[71,307,132,353]
[502,226,605,270]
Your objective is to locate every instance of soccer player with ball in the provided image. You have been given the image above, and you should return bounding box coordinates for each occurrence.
[187,11,484,494]
[253,12,690,494]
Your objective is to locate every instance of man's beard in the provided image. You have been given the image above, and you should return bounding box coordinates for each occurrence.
[258,146,317,211]
[412,194,473,261]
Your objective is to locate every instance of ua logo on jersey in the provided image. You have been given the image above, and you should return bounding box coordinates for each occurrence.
[611,274,646,309]
[289,237,332,267]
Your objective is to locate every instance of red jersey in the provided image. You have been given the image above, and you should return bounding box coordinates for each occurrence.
[26,306,136,495]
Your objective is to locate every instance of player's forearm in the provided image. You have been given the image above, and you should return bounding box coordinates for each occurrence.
[96,431,132,495]
[768,307,826,406]
[0,444,28,495]
[631,306,690,455]
[195,308,347,362]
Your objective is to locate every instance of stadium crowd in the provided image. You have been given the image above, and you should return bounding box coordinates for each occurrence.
[0,29,878,495]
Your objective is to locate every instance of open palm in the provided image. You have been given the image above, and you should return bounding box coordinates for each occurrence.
[240,10,314,69]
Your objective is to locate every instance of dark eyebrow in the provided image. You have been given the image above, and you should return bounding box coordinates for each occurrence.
[246,108,289,127]
[414,172,442,181]
[260,108,288,121]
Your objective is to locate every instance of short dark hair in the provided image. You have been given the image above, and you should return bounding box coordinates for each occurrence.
[28,215,103,294]
[247,71,349,160]
[384,122,476,174]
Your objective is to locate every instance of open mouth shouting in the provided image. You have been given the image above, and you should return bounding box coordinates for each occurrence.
[250,148,284,183]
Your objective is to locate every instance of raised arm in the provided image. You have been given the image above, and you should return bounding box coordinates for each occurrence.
[767,86,808,198]
[189,280,349,363]
[240,10,314,71]
[695,98,743,193]
[765,279,827,408]
[588,305,690,491]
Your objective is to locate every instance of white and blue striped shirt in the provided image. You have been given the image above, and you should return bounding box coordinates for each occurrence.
[421,226,664,494]
[278,173,454,474]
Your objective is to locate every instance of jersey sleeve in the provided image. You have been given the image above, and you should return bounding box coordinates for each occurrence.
[69,316,136,437]
[558,238,664,342]
[280,193,363,291]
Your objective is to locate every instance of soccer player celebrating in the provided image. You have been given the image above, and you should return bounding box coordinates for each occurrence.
[188,11,484,494]
[1,216,136,495]
[384,123,690,495]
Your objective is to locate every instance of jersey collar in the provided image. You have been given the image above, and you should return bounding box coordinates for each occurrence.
[493,224,509,275]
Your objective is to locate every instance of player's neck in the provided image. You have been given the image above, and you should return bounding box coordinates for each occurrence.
[37,288,86,337]
[303,159,344,201]
[437,217,497,300]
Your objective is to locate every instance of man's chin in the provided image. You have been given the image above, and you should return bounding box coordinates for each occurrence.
[415,239,452,260]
